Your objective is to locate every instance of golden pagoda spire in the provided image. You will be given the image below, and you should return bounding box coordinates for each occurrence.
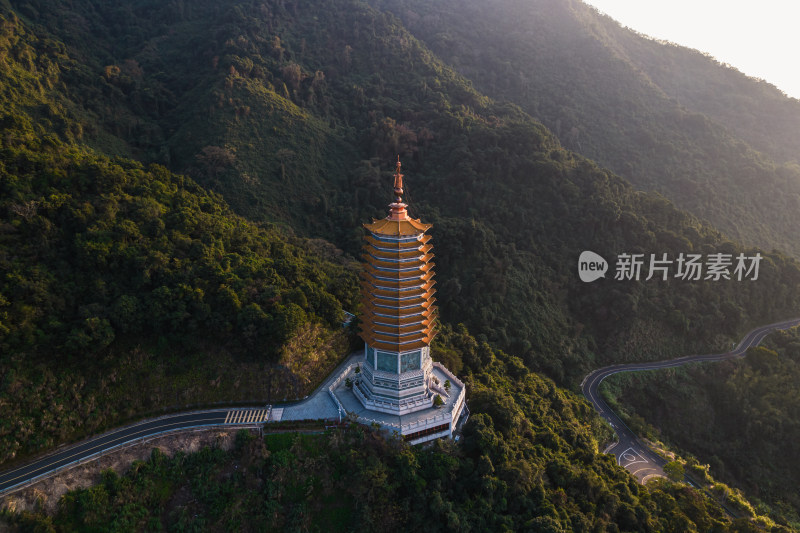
[393,155,404,201]
[388,156,408,221]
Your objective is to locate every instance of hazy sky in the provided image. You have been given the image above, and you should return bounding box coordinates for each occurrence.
[582,0,800,100]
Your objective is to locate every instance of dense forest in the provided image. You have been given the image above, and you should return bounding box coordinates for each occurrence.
[6,0,800,383]
[2,0,800,530]
[0,8,359,463]
[603,328,800,528]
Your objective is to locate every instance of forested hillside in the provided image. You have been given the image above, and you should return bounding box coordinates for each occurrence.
[2,0,800,530]
[8,0,800,385]
[373,0,800,257]
[0,9,358,463]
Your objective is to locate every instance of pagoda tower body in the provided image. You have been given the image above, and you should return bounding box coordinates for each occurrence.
[357,159,439,416]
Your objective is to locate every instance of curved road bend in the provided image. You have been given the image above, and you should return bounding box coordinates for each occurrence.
[0,351,365,497]
[0,408,270,495]
[3,320,797,495]
[581,317,800,483]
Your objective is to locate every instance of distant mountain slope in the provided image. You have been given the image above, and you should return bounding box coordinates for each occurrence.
[7,0,800,385]
[603,18,800,165]
[373,0,800,257]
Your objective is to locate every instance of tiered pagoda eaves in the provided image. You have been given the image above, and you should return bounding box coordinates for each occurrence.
[355,159,463,431]
[360,160,437,354]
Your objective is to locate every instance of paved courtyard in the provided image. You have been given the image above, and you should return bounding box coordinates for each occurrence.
[277,352,363,421]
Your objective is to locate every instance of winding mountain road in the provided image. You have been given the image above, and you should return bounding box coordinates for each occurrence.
[3,319,798,497]
[0,352,363,497]
[581,317,800,482]
[0,408,270,495]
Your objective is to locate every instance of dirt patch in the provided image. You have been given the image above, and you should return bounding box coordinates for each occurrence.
[0,428,249,515]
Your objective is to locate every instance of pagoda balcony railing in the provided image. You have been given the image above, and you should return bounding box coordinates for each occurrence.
[369,293,424,301]
[353,381,432,412]
[369,337,427,347]
[400,384,466,432]
[369,273,424,282]
[327,362,358,422]
[370,333,426,343]
[364,393,464,433]
[372,311,424,319]
[371,265,424,273]
[432,362,465,389]
[370,299,433,310]
[367,283,430,293]
[373,301,429,310]
[367,315,428,325]
[367,254,433,267]
[370,328,425,338]
[366,253,424,263]
[366,234,430,248]
[373,319,424,328]
[368,233,420,243]
[368,244,425,253]
[369,319,428,329]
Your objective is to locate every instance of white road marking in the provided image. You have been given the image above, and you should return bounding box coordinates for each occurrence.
[618,447,648,467]
[222,409,271,425]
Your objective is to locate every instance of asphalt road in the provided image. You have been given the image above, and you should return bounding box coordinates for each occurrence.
[581,317,800,483]
[4,320,798,495]
[0,353,364,497]
[0,408,269,495]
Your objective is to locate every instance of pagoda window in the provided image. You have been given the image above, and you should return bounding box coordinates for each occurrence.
[366,345,376,367]
[401,351,421,373]
[376,351,397,373]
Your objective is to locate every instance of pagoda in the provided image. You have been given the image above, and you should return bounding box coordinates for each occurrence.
[356,158,443,417]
